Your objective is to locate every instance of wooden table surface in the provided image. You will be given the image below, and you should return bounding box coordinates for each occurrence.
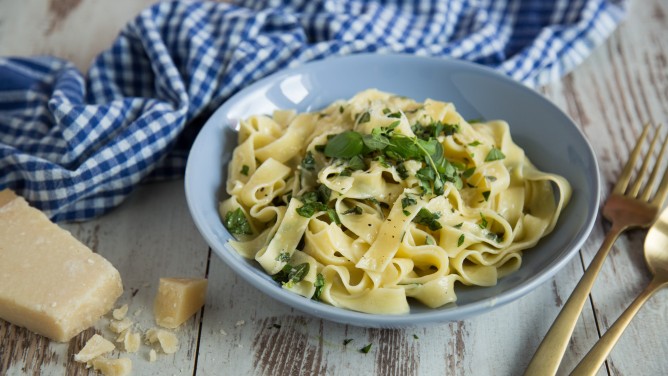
[1,1,667,375]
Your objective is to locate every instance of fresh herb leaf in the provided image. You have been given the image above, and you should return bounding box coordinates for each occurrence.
[360,344,373,354]
[387,111,402,118]
[343,338,353,346]
[275,252,291,263]
[412,208,442,231]
[482,191,491,201]
[317,184,331,203]
[457,234,465,247]
[453,222,463,229]
[357,111,371,124]
[312,273,325,301]
[396,163,409,180]
[224,208,252,236]
[413,334,419,339]
[301,152,316,171]
[342,206,363,215]
[468,140,482,146]
[348,155,366,171]
[401,195,417,209]
[425,235,435,245]
[240,165,249,176]
[485,147,506,162]
[287,263,309,285]
[467,118,484,124]
[462,167,476,179]
[363,133,391,151]
[324,131,364,159]
[479,212,488,229]
[297,202,327,218]
[327,208,341,225]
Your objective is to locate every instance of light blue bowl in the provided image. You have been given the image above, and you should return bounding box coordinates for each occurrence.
[185,54,599,327]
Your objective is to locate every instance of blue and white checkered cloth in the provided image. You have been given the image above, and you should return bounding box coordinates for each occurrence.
[0,0,625,221]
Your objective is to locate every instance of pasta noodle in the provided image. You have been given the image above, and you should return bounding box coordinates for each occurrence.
[219,89,571,314]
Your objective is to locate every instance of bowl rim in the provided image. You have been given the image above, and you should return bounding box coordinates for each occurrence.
[185,53,600,326]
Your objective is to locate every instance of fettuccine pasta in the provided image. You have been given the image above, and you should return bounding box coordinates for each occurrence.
[219,89,571,314]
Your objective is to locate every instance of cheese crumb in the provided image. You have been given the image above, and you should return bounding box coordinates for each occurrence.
[145,328,179,354]
[91,357,132,376]
[219,329,227,336]
[235,320,245,327]
[109,318,133,334]
[149,349,157,362]
[74,334,115,363]
[124,331,141,353]
[112,304,129,320]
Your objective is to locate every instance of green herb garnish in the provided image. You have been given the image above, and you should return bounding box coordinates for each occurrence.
[324,131,364,159]
[240,165,249,176]
[360,344,373,354]
[224,208,252,236]
[301,151,316,171]
[312,273,325,301]
[412,208,442,231]
[457,234,465,247]
[485,147,506,162]
[342,206,363,215]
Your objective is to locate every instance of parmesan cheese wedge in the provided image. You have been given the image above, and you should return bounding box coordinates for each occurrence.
[0,189,123,342]
[154,277,207,329]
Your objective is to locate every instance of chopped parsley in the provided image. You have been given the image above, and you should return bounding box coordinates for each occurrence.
[240,165,249,176]
[273,263,310,287]
[301,151,316,171]
[412,208,442,231]
[312,273,325,301]
[457,234,465,247]
[275,252,291,263]
[342,206,363,215]
[343,338,353,346]
[485,147,506,162]
[360,343,373,354]
[224,208,252,236]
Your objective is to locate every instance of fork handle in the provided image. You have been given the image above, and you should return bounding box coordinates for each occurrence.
[570,277,668,376]
[524,225,625,376]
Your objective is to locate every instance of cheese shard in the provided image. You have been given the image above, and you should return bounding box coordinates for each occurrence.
[0,189,123,342]
[74,334,115,363]
[91,357,132,376]
[146,328,179,354]
[154,278,208,329]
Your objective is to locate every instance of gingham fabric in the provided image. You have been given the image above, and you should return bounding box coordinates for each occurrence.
[0,0,625,222]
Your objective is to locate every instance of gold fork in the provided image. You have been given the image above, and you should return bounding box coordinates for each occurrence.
[524,123,668,376]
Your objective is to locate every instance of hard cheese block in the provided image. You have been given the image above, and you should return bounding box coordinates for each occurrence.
[0,189,123,342]
[154,278,207,329]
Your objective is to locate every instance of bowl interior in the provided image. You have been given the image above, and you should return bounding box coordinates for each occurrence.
[185,54,599,326]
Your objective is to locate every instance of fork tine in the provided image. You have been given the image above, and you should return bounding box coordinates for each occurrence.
[629,126,660,197]
[649,129,668,207]
[641,125,668,201]
[613,123,651,195]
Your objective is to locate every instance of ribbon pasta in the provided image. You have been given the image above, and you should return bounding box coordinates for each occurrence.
[220,89,571,314]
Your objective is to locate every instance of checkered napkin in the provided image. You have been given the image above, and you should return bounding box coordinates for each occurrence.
[0,0,625,221]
